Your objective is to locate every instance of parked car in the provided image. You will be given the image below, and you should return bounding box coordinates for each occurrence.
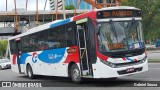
[0,58,11,70]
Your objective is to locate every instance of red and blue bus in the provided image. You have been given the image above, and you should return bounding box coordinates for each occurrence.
[8,6,148,83]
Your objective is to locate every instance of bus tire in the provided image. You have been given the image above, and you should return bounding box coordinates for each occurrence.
[71,64,82,83]
[26,64,34,79]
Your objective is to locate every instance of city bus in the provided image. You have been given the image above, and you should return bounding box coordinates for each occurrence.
[8,6,148,83]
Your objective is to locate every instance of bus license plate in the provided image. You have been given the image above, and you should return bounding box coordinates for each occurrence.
[126,68,135,73]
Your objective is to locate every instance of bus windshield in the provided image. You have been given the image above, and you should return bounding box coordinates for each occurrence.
[98,20,145,52]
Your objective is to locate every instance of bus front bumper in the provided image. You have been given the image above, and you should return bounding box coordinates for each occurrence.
[92,59,148,78]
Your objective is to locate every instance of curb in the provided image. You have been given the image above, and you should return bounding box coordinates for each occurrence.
[146,50,160,53]
[148,59,160,63]
[146,48,160,50]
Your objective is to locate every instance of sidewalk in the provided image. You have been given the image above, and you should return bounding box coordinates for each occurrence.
[147,50,160,62]
[148,59,160,62]
[146,47,160,62]
[146,44,160,51]
[147,50,160,53]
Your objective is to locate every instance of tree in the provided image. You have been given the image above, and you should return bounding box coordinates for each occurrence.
[122,0,160,42]
[0,40,8,58]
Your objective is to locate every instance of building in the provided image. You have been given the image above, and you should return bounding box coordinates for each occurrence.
[49,0,92,10]
[65,0,92,9]
[96,0,127,6]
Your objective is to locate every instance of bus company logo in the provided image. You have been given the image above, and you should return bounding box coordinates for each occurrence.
[48,54,62,59]
[32,52,38,63]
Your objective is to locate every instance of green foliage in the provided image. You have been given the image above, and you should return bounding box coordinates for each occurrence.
[0,40,8,58]
[122,0,160,40]
[65,5,75,10]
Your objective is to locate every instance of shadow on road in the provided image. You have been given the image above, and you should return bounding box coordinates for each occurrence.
[0,68,11,70]
[18,75,141,87]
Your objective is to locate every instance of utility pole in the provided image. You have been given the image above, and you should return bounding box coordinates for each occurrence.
[26,0,28,11]
[6,0,7,11]
[36,0,39,26]
[14,0,18,32]
[5,43,9,59]
[62,0,66,19]
[56,0,58,20]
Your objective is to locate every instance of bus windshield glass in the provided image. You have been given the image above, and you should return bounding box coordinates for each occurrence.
[98,20,145,52]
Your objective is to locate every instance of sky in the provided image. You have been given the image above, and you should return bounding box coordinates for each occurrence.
[0,0,50,11]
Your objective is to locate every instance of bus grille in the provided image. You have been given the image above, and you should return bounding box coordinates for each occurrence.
[103,49,145,58]
[110,51,144,58]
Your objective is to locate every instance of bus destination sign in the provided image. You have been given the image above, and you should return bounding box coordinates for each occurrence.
[97,9,141,19]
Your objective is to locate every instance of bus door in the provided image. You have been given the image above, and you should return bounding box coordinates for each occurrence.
[76,18,92,76]
[15,38,23,74]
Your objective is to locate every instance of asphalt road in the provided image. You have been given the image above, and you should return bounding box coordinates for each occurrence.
[0,63,159,90]
[0,63,160,87]
[0,63,159,81]
[147,50,160,60]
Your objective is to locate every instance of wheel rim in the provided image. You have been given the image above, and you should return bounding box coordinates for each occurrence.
[72,68,80,81]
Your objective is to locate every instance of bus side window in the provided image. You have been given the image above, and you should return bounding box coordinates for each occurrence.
[40,42,49,50]
[65,22,77,47]
[38,31,49,50]
[48,27,62,49]
[28,35,40,51]
[10,40,16,54]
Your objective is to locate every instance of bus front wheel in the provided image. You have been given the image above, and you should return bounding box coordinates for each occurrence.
[71,64,82,83]
[26,64,34,79]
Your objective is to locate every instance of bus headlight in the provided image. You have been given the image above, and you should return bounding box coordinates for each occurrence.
[100,59,116,68]
[141,56,147,63]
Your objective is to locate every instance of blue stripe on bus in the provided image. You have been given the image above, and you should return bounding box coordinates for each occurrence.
[50,18,70,28]
[126,57,134,62]
[38,48,66,63]
[20,53,31,64]
[19,48,66,64]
